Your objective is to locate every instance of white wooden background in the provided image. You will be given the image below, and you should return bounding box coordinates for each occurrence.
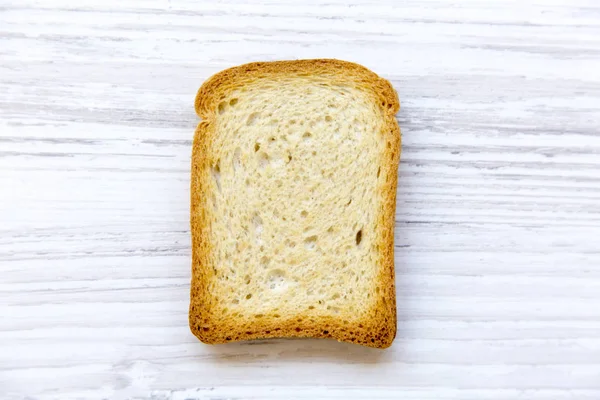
[1,0,600,399]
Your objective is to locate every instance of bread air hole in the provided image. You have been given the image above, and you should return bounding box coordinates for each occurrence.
[333,127,341,140]
[218,102,227,115]
[229,98,238,106]
[254,143,260,152]
[211,162,221,193]
[246,112,259,126]
[233,147,241,174]
[260,256,270,268]
[304,235,318,250]
[356,229,363,246]
[302,131,312,141]
[253,214,263,238]
[258,152,269,169]
[267,269,287,290]
[326,305,340,314]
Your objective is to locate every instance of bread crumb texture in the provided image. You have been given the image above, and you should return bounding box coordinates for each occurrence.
[190,59,400,348]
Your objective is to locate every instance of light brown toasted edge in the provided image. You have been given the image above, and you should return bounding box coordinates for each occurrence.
[189,59,400,348]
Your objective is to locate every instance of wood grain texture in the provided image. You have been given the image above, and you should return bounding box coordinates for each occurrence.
[1,0,599,399]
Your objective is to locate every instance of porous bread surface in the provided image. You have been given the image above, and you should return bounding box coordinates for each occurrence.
[190,59,400,348]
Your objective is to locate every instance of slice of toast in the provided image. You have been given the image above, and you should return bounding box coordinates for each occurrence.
[189,59,400,348]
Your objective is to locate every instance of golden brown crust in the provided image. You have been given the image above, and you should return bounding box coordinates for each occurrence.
[189,59,400,348]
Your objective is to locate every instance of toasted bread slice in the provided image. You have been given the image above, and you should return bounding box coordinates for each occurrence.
[189,59,400,348]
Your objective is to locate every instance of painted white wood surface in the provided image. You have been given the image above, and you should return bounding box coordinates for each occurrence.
[1,0,600,398]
